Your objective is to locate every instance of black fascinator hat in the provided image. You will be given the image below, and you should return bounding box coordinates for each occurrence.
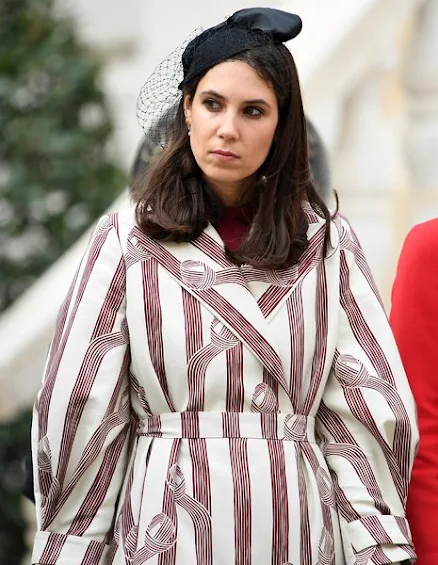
[179,8,302,87]
[136,7,302,147]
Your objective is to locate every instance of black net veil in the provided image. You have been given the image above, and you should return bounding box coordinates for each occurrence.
[136,8,303,148]
[136,29,200,148]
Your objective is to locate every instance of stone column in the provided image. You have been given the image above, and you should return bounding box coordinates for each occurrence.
[333,66,408,306]
[402,0,438,224]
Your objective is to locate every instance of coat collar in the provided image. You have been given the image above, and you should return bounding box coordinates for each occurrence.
[127,219,328,395]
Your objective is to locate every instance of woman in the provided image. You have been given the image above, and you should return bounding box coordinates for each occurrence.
[21,103,332,509]
[31,8,417,565]
[390,218,438,565]
[21,108,333,507]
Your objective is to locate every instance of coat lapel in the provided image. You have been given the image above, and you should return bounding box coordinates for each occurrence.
[128,224,288,392]
[192,220,329,323]
[252,221,328,319]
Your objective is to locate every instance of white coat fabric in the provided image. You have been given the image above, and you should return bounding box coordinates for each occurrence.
[31,201,418,565]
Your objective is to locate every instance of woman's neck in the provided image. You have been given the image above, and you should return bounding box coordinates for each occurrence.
[204,175,255,207]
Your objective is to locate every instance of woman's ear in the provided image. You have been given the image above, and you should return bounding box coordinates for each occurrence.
[183,95,192,127]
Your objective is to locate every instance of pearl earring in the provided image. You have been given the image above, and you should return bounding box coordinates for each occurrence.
[187,125,191,137]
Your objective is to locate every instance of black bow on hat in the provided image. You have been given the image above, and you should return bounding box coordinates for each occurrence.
[228,7,302,41]
[179,7,302,88]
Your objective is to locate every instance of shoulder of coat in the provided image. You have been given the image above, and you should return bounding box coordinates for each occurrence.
[324,212,355,259]
[329,212,369,259]
[303,202,342,259]
[111,194,137,238]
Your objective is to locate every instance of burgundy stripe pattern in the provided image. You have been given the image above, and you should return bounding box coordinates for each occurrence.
[229,438,252,565]
[158,439,180,565]
[295,442,312,565]
[141,259,175,411]
[31,206,418,565]
[267,439,289,565]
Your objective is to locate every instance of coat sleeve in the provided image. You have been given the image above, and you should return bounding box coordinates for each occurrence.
[31,213,132,565]
[390,221,438,565]
[316,217,419,565]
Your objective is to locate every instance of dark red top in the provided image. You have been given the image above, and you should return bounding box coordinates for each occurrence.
[215,201,256,251]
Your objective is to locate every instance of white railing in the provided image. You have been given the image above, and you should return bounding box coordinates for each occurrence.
[0,193,130,419]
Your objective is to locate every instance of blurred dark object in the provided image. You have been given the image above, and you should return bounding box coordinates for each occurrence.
[0,409,32,565]
[22,452,34,504]
[306,118,332,202]
[0,0,127,313]
[129,136,162,187]
[129,116,332,201]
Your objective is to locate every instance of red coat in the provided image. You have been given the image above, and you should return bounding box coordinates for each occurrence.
[390,218,438,565]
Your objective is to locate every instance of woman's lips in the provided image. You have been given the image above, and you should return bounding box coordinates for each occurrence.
[211,150,239,161]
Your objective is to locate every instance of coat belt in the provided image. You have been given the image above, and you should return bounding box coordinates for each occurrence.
[137,411,316,443]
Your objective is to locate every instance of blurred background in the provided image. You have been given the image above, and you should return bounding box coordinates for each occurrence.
[0,0,437,562]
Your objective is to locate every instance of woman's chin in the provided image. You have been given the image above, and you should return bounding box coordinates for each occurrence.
[202,168,253,187]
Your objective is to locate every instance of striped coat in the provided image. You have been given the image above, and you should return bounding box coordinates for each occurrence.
[31,201,418,565]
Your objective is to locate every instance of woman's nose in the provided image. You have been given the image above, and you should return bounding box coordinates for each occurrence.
[217,112,239,140]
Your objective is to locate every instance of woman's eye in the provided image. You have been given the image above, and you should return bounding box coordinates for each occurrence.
[244,106,263,117]
[204,99,221,111]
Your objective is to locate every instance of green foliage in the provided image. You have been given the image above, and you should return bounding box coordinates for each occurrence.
[0,0,127,312]
[0,410,32,565]
[0,0,127,562]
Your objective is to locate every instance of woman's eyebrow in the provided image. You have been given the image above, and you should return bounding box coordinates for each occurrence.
[200,90,270,106]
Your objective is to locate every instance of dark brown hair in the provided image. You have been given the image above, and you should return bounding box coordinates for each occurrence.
[132,42,335,270]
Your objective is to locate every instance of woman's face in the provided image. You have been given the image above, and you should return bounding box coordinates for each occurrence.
[184,60,279,205]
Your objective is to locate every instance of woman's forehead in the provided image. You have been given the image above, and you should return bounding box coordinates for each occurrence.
[196,61,275,101]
